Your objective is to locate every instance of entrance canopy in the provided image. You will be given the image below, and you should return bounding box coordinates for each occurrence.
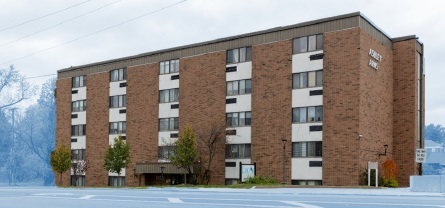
[135,163,193,174]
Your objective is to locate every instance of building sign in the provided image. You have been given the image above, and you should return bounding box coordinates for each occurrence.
[368,48,382,70]
[240,163,256,182]
[416,149,426,163]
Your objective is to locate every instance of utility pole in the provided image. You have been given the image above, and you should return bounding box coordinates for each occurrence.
[8,108,17,186]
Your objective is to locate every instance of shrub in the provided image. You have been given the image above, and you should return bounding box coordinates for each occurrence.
[245,176,278,184]
[383,177,399,188]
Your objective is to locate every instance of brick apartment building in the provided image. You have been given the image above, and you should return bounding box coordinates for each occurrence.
[55,12,425,187]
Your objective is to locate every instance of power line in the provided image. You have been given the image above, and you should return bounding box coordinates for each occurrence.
[0,0,122,48]
[24,74,56,79]
[0,0,187,66]
[0,0,92,32]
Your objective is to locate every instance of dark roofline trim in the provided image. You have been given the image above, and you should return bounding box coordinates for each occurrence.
[58,12,363,74]
[57,12,404,78]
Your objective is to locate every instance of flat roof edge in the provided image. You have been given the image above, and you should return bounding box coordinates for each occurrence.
[392,35,417,43]
[57,12,363,73]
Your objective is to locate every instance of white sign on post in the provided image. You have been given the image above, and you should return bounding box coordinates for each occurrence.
[416,149,426,163]
[368,162,378,187]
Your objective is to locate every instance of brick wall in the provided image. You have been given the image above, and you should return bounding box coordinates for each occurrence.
[179,51,227,185]
[126,63,159,186]
[85,72,110,186]
[358,30,394,183]
[323,28,361,186]
[251,40,292,183]
[393,39,420,186]
[55,78,72,186]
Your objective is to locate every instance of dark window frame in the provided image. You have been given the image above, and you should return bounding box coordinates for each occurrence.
[292,141,322,158]
[109,95,126,108]
[226,111,252,127]
[226,47,252,64]
[225,144,251,159]
[109,121,126,134]
[292,106,323,123]
[292,70,323,89]
[160,59,179,75]
[159,117,179,131]
[159,88,179,103]
[71,100,86,112]
[110,68,127,82]
[293,34,323,54]
[72,75,87,88]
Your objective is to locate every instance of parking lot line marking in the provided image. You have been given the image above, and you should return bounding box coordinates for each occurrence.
[281,201,323,208]
[79,195,95,199]
[168,198,183,203]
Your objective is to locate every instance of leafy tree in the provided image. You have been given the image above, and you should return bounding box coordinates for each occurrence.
[196,121,227,185]
[104,136,131,177]
[50,144,71,186]
[425,124,445,145]
[170,126,198,184]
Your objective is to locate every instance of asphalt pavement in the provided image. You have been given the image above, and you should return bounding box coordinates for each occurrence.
[0,186,444,208]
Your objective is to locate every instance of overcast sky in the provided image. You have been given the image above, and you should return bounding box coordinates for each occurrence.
[0,0,443,125]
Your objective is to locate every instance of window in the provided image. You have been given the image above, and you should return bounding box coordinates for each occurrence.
[292,70,323,89]
[72,76,86,88]
[293,106,323,123]
[227,47,252,64]
[71,175,85,186]
[109,121,126,134]
[292,141,322,157]
[110,95,126,108]
[159,88,179,103]
[291,180,322,186]
[226,112,251,127]
[159,117,179,131]
[110,68,126,82]
[158,146,175,160]
[160,59,179,74]
[293,34,323,54]
[71,125,86,136]
[71,149,86,160]
[227,79,252,96]
[72,100,86,112]
[109,176,125,187]
[225,144,251,159]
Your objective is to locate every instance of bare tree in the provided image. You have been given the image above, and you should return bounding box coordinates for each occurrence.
[0,65,36,110]
[196,121,228,185]
[72,160,88,186]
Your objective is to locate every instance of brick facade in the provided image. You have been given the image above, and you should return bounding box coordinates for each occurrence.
[85,73,110,186]
[323,28,362,186]
[55,78,73,186]
[179,51,227,185]
[393,39,422,186]
[56,13,424,187]
[251,40,292,183]
[126,63,159,186]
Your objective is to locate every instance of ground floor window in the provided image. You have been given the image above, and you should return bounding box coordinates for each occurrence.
[71,175,85,186]
[291,180,322,186]
[109,176,125,187]
[225,178,239,185]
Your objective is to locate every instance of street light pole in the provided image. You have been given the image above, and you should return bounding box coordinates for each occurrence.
[281,138,287,185]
